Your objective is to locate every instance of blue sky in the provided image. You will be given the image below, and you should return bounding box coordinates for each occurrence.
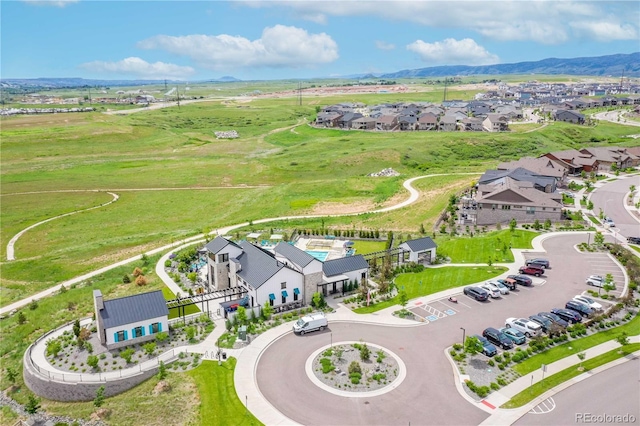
[3,0,639,80]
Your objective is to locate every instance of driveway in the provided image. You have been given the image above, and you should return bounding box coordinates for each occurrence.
[254,233,625,425]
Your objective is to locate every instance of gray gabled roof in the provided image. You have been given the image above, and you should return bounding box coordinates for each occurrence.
[99,290,168,329]
[204,235,240,254]
[236,241,291,289]
[274,242,317,268]
[323,255,369,277]
[402,237,437,252]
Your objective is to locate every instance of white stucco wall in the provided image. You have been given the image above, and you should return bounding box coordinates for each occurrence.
[256,267,304,307]
[104,315,168,346]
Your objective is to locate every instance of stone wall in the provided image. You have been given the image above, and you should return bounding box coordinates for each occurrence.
[475,208,562,225]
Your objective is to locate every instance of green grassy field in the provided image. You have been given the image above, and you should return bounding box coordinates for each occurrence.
[354,265,507,313]
[436,229,538,263]
[352,240,387,255]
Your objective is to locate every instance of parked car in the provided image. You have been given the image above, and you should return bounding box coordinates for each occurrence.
[472,334,498,357]
[479,283,501,299]
[565,300,594,317]
[627,236,640,245]
[487,280,510,295]
[586,275,604,287]
[482,327,514,349]
[573,295,603,311]
[518,265,544,277]
[292,312,328,335]
[505,317,542,337]
[551,308,582,324]
[604,217,615,227]
[538,311,569,328]
[497,277,517,290]
[525,258,550,268]
[499,327,527,345]
[463,286,489,301]
[528,315,552,333]
[507,274,533,286]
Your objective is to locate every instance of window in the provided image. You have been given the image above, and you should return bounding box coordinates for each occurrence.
[133,326,144,338]
[542,207,546,211]
[269,298,274,307]
[281,282,287,290]
[492,204,497,210]
[501,205,511,210]
[514,205,522,209]
[526,207,536,215]
[218,253,229,263]
[293,291,298,301]
[282,295,286,304]
[117,330,126,342]
[150,322,161,334]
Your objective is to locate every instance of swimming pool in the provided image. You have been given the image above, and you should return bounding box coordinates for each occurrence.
[305,250,329,262]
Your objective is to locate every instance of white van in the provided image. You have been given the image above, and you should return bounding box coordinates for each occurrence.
[293,312,328,335]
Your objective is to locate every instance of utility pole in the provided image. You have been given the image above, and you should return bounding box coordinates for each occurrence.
[176,87,180,109]
[443,78,448,103]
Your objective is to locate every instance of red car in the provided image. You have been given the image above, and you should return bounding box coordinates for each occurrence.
[518,265,544,277]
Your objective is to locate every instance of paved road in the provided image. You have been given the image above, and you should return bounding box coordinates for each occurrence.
[515,358,640,425]
[590,176,640,239]
[255,233,626,425]
[593,110,640,127]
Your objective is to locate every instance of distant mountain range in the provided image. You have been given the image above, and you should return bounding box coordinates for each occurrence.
[379,53,640,79]
[0,76,241,89]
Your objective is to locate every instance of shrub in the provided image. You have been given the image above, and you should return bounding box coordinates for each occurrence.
[490,382,500,390]
[87,355,99,369]
[488,360,495,366]
[320,358,335,374]
[135,275,148,286]
[452,343,463,351]
[348,361,362,375]
[122,274,131,284]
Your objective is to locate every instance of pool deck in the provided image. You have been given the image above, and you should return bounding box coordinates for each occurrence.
[295,237,348,261]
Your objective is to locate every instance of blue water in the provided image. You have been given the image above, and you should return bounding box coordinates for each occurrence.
[305,250,329,261]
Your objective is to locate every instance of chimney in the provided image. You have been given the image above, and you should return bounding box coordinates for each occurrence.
[93,289,104,311]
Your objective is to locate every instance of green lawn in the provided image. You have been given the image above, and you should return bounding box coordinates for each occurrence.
[435,230,537,263]
[353,240,387,255]
[354,265,507,313]
[513,315,640,375]
[629,245,640,254]
[161,286,202,319]
[502,343,640,409]
[188,359,263,426]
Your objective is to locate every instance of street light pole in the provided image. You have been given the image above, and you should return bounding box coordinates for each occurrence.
[460,327,466,349]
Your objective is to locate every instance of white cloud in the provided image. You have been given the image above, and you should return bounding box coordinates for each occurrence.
[241,1,639,44]
[407,38,499,65]
[138,25,338,70]
[375,40,395,51]
[570,21,638,41]
[22,0,78,7]
[80,57,195,79]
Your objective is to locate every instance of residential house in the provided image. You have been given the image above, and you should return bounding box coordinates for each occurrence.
[273,242,323,305]
[579,147,638,171]
[398,237,437,263]
[321,255,369,297]
[478,167,557,193]
[472,177,563,225]
[376,114,399,131]
[417,112,438,130]
[439,115,457,131]
[337,112,364,129]
[543,149,599,175]
[398,115,418,131]
[625,146,640,166]
[467,101,492,116]
[351,116,377,130]
[94,289,169,350]
[483,114,509,132]
[554,109,585,124]
[461,117,484,131]
[493,105,523,119]
[497,157,567,185]
[316,111,342,128]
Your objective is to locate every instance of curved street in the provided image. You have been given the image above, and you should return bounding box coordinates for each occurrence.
[589,175,640,239]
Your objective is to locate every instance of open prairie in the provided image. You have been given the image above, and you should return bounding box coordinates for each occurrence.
[1,87,638,305]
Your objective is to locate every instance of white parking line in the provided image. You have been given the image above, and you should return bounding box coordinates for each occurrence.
[435,300,460,312]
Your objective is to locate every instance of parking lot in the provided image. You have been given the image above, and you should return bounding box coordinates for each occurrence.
[253,233,626,425]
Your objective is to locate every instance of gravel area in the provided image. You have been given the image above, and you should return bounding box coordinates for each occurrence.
[311,343,399,392]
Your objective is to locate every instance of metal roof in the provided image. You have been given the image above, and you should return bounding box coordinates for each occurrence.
[236,241,288,289]
[204,235,239,254]
[401,237,438,252]
[274,242,317,268]
[99,290,168,329]
[323,255,369,277]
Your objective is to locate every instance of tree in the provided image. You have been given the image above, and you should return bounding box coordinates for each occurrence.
[465,336,483,355]
[235,306,247,325]
[533,219,541,230]
[603,273,616,295]
[87,355,99,369]
[25,395,41,414]
[155,332,169,343]
[73,319,81,338]
[186,326,196,341]
[141,253,149,266]
[616,332,629,352]
[335,348,344,362]
[544,219,552,230]
[94,386,105,408]
[630,184,636,194]
[594,231,604,247]
[261,302,273,320]
[587,200,594,210]
[419,223,426,234]
[399,291,408,309]
[143,342,157,356]
[157,360,167,380]
[120,348,135,364]
[509,218,517,232]
[312,292,326,309]
[5,367,17,386]
[122,274,131,284]
[17,311,26,325]
[359,344,371,361]
[46,339,62,358]
[576,352,586,371]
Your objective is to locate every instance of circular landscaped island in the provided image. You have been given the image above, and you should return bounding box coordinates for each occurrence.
[306,341,406,397]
